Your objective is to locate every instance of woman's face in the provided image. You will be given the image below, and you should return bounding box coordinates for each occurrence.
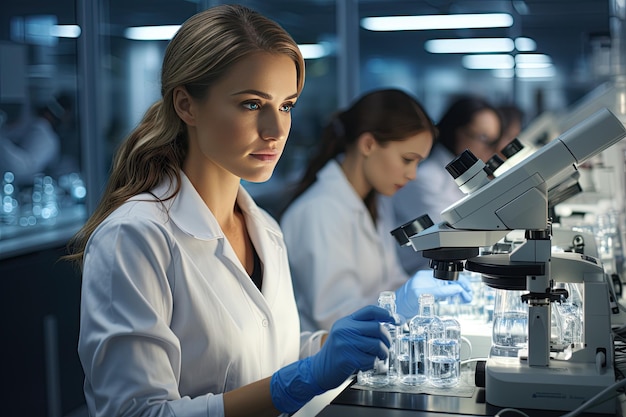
[364,131,433,197]
[455,109,501,162]
[182,52,299,183]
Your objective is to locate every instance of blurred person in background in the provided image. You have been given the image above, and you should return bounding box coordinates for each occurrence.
[281,89,472,333]
[0,100,59,186]
[0,92,74,186]
[391,95,502,275]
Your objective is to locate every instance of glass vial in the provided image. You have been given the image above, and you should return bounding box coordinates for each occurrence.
[428,317,461,387]
[400,293,441,386]
[357,291,399,387]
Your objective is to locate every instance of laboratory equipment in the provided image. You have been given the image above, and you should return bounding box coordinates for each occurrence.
[429,317,462,387]
[391,108,626,413]
[490,288,528,358]
[400,293,441,386]
[427,337,459,387]
[358,291,399,387]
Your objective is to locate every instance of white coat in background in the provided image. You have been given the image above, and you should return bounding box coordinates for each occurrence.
[0,117,60,185]
[281,160,409,332]
[79,171,316,417]
[391,143,464,275]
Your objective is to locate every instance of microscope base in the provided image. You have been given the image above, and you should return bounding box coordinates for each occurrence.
[485,357,616,414]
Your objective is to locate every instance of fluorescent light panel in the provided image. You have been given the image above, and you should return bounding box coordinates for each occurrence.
[463,54,514,69]
[51,25,81,38]
[425,38,514,53]
[515,37,536,52]
[124,25,331,61]
[361,13,513,31]
[516,53,552,68]
[298,43,329,59]
[124,25,181,40]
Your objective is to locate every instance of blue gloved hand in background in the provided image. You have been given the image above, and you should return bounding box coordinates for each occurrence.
[395,269,473,319]
[270,305,393,413]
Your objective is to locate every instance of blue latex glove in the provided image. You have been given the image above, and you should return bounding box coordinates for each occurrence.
[270,305,393,413]
[395,269,473,319]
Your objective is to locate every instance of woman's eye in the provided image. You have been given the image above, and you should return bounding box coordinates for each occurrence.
[280,103,295,113]
[243,102,260,110]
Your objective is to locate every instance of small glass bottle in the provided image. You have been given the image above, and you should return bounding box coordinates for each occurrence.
[400,293,441,386]
[357,291,399,387]
[428,317,461,387]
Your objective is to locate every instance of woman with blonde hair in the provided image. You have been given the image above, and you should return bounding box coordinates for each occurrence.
[67,5,392,416]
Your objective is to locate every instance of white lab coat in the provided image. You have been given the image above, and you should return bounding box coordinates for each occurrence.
[391,143,464,275]
[281,160,409,332]
[79,171,307,417]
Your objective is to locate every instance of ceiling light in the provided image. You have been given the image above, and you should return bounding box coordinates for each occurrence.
[50,25,81,38]
[462,54,514,69]
[298,43,330,60]
[515,54,552,68]
[425,38,514,54]
[124,25,180,40]
[515,37,536,52]
[361,13,513,31]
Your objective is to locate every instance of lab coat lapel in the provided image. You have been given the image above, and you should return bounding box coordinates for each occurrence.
[236,187,283,310]
[160,173,281,314]
[164,174,261,289]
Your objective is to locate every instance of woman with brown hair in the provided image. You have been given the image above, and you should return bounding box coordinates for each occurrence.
[281,89,472,333]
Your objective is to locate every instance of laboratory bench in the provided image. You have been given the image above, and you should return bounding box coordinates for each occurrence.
[314,379,626,417]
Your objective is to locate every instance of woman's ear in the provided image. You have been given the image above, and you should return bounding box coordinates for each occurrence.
[173,86,196,126]
[357,132,377,157]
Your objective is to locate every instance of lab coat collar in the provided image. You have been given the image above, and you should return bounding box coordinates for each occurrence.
[151,171,280,242]
[150,171,284,304]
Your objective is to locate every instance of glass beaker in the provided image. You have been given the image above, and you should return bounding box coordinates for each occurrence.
[428,337,460,387]
[490,289,528,358]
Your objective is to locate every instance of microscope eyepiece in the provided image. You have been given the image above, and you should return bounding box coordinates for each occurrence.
[445,149,478,179]
[391,214,434,247]
[445,149,491,195]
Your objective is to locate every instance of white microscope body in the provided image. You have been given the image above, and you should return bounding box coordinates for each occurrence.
[398,108,626,413]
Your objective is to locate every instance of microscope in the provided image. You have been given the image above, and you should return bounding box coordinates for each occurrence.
[392,108,626,413]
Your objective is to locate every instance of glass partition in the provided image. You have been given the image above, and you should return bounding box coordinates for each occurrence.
[0,1,84,257]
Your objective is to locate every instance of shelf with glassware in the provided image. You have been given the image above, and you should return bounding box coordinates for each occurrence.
[0,171,87,259]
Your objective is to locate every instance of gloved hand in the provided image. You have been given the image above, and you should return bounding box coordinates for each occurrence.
[395,269,473,319]
[270,305,393,413]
